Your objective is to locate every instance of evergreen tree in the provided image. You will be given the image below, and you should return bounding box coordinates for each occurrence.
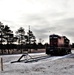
[15,27,25,45]
[3,25,13,44]
[0,22,4,54]
[0,22,4,44]
[27,26,36,45]
[26,26,36,52]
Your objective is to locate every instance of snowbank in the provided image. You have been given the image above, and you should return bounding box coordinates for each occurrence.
[0,51,74,75]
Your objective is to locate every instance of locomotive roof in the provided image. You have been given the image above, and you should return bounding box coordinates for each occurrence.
[50,34,70,41]
[50,34,61,38]
[62,36,69,41]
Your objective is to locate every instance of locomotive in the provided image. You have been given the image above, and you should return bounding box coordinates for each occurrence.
[46,34,71,55]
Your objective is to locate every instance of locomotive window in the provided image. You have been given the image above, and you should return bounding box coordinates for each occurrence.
[50,37,58,38]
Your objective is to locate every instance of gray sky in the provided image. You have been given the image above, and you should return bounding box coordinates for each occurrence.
[0,0,74,43]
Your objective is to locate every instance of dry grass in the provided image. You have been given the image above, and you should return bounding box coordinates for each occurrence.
[0,49,46,55]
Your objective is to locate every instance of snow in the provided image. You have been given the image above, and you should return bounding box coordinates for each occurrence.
[0,50,74,75]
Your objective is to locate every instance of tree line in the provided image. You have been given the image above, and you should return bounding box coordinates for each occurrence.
[0,22,47,54]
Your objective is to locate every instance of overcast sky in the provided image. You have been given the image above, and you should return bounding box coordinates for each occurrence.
[0,0,74,43]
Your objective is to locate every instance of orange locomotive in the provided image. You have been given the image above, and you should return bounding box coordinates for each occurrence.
[46,34,71,55]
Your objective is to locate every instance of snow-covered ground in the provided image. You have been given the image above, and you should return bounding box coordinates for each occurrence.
[0,50,74,75]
